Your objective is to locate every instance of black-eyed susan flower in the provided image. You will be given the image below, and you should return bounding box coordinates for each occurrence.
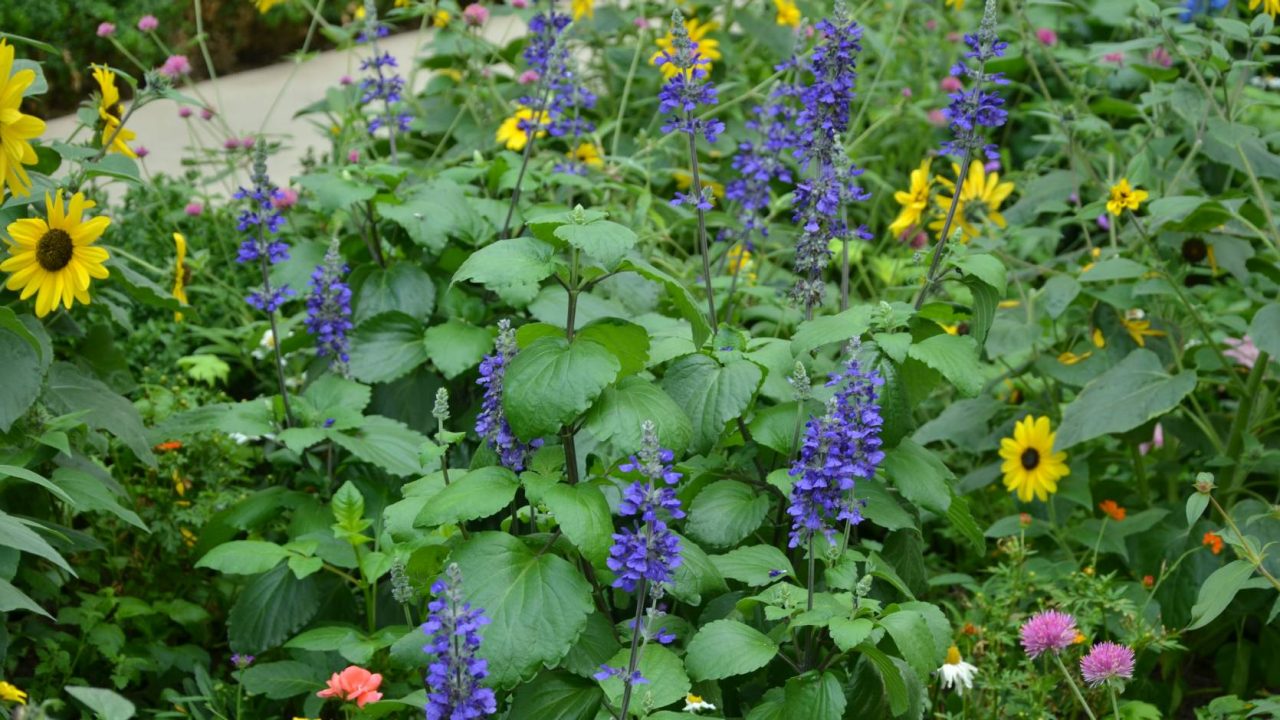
[91,65,137,158]
[0,39,46,198]
[1120,309,1165,347]
[1250,0,1280,16]
[2,190,111,317]
[571,0,593,20]
[931,161,1014,242]
[569,142,603,170]
[496,106,550,151]
[173,232,189,321]
[889,158,932,238]
[651,18,720,79]
[1106,178,1147,216]
[998,415,1069,503]
[773,0,801,27]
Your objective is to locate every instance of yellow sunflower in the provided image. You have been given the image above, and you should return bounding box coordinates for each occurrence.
[173,232,189,321]
[931,161,1014,242]
[889,158,932,237]
[0,39,46,199]
[774,0,801,27]
[91,65,137,159]
[727,245,757,284]
[1,190,111,317]
[496,106,550,151]
[652,18,721,79]
[1120,312,1165,347]
[0,680,25,705]
[572,0,594,20]
[569,142,603,169]
[998,415,1069,503]
[1106,178,1147,216]
[1250,0,1280,16]
[946,0,965,8]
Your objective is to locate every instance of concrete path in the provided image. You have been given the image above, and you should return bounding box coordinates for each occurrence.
[43,14,525,189]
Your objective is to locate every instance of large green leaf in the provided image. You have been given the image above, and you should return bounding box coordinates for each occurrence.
[332,415,430,477]
[239,660,327,699]
[376,181,473,252]
[503,336,621,440]
[296,169,376,210]
[66,686,136,720]
[710,545,795,586]
[0,510,71,573]
[577,318,650,376]
[668,532,728,606]
[228,564,322,653]
[582,377,693,455]
[598,644,690,715]
[0,319,47,432]
[882,439,953,514]
[509,671,603,720]
[415,467,519,526]
[453,237,557,290]
[555,219,637,269]
[782,671,846,720]
[686,480,770,548]
[542,483,614,566]
[45,362,155,465]
[424,320,494,379]
[684,619,778,681]
[354,262,436,323]
[1056,350,1196,449]
[196,541,290,575]
[661,354,763,454]
[617,258,712,349]
[907,334,983,397]
[348,312,429,384]
[791,305,874,355]
[451,532,594,688]
[879,608,937,680]
[1187,560,1255,630]
[0,576,49,617]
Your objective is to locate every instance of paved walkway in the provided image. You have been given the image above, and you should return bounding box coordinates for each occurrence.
[44,14,525,188]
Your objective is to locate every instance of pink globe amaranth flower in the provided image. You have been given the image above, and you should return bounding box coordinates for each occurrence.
[1036,28,1058,47]
[633,16,647,29]
[517,70,540,85]
[901,87,913,98]
[512,0,529,6]
[339,75,354,86]
[1223,336,1259,369]
[927,109,947,127]
[241,136,256,149]
[223,138,241,150]
[184,202,204,216]
[201,107,215,120]
[1020,610,1077,658]
[908,231,928,249]
[137,14,159,31]
[97,22,117,37]
[925,18,938,31]
[463,4,489,26]
[178,106,193,118]
[347,149,360,163]
[1104,51,1125,65]
[135,146,150,158]
[160,55,192,78]
[273,188,299,208]
[1148,46,1172,68]
[1079,642,1135,687]
[1139,423,1164,456]
[317,666,383,708]
[940,75,963,93]
[946,31,961,43]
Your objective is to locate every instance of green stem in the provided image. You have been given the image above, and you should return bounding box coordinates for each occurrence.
[1224,351,1269,495]
[1053,652,1098,720]
[609,0,648,160]
[914,148,971,310]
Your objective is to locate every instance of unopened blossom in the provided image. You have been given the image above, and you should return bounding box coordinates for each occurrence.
[234,145,293,312]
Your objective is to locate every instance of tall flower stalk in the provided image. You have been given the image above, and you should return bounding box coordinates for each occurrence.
[476,319,541,471]
[358,0,408,157]
[304,238,353,374]
[791,0,870,318]
[235,142,295,426]
[422,564,497,720]
[915,0,1008,309]
[656,9,726,330]
[596,421,684,718]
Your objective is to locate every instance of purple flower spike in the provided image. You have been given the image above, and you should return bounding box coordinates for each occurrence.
[605,421,684,593]
[233,146,292,314]
[940,0,1009,161]
[304,241,354,371]
[422,564,497,720]
[475,320,542,471]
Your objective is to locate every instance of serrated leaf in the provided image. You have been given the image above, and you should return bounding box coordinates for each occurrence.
[424,320,494,379]
[907,334,983,397]
[348,312,428,384]
[555,220,637,269]
[503,336,621,440]
[196,541,290,574]
[598,644,690,715]
[686,480,770,548]
[228,564,322,653]
[1056,350,1196,449]
[582,377,692,455]
[543,483,613,566]
[829,617,873,651]
[879,609,939,679]
[453,237,557,290]
[711,545,795,586]
[685,619,778,681]
[661,354,763,454]
[791,305,874,356]
[416,467,518,526]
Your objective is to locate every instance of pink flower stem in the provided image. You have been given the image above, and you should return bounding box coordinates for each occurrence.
[1052,652,1098,720]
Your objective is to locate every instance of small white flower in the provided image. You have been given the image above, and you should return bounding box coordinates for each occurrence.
[226,432,252,445]
[683,694,716,713]
[937,646,979,696]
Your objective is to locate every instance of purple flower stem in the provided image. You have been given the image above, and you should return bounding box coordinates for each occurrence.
[259,254,295,428]
[684,111,719,329]
[914,146,972,311]
[1052,652,1099,720]
[616,546,652,719]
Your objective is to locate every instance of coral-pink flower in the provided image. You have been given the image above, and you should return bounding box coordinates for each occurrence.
[137,15,159,31]
[927,109,947,127]
[160,55,192,78]
[317,665,383,708]
[940,75,963,93]
[273,188,298,208]
[1036,28,1058,46]
[463,4,489,26]
[97,22,117,37]
[1020,610,1077,658]
[1223,336,1259,370]
[1079,642,1135,687]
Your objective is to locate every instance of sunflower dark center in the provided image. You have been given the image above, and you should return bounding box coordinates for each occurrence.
[36,229,74,272]
[1020,448,1040,471]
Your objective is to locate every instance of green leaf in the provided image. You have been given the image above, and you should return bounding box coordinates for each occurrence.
[354,263,436,324]
[685,619,778,681]
[711,545,795,586]
[196,541,290,574]
[0,576,49,618]
[451,532,594,688]
[857,645,909,716]
[1202,118,1280,181]
[509,671,603,720]
[1249,303,1280,358]
[907,334,983,397]
[782,671,847,720]
[1056,350,1196,449]
[65,686,136,720]
[543,483,613,566]
[332,415,430,477]
[879,609,939,679]
[1041,275,1081,320]
[686,480,770,548]
[416,467,518,526]
[296,169,376,210]
[577,318,650,376]
[0,510,71,573]
[555,220,637,269]
[303,374,372,415]
[582,377,693,455]
[424,320,494,379]
[598,644,690,715]
[453,237,557,290]
[859,483,913,531]
[617,258,712,349]
[1188,559,1255,630]
[228,564,322,653]
[82,153,141,184]
[963,277,998,348]
[331,479,368,541]
[1079,258,1147,282]
[348,312,429,384]
[177,355,230,387]
[0,465,72,505]
[661,354,763,454]
[952,253,1007,294]
[882,439,953,514]
[946,494,985,553]
[829,617,873,651]
[45,362,155,465]
[239,660,327,699]
[668,532,728,606]
[791,305,874,356]
[0,319,47,432]
[503,336,621,440]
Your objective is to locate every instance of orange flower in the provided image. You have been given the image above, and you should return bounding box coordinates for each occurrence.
[1098,500,1126,521]
[317,666,383,708]
[1142,575,1154,589]
[1018,512,1032,527]
[1202,531,1224,555]
[1073,632,1087,645]
[154,440,183,453]
[962,622,978,636]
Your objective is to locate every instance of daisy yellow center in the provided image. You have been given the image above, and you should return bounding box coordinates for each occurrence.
[1020,448,1040,470]
[946,645,962,665]
[37,228,75,271]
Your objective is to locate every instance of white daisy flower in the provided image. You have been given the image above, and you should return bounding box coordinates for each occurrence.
[683,693,716,713]
[937,645,979,696]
